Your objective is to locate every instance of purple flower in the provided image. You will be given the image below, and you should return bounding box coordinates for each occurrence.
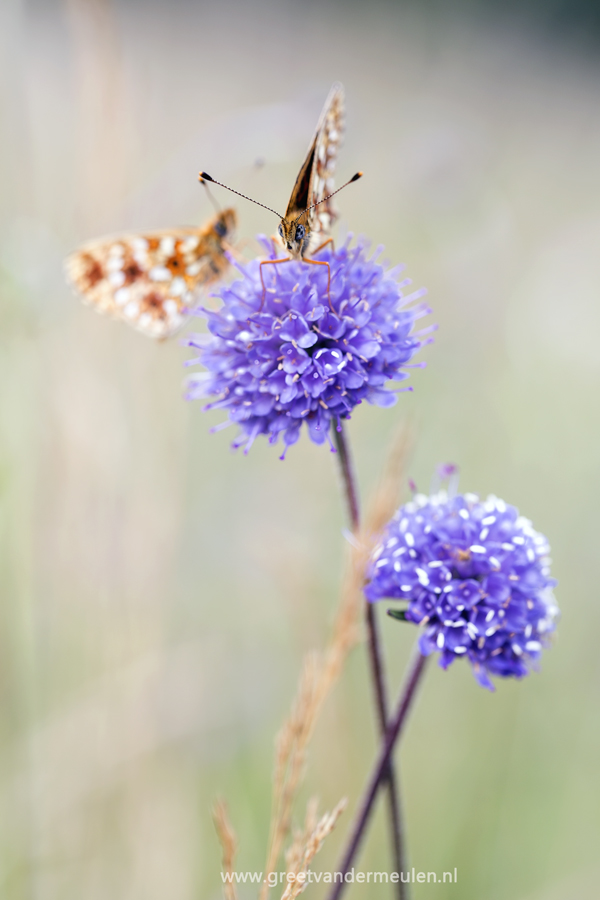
[365,491,559,691]
[185,236,431,456]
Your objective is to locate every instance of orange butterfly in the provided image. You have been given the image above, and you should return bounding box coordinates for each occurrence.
[200,82,361,301]
[64,208,236,339]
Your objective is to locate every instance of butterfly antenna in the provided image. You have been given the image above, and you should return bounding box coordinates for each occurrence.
[200,177,221,214]
[295,172,363,222]
[199,172,283,218]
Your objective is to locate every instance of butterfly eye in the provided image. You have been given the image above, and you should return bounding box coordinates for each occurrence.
[214,221,227,237]
[278,223,284,238]
[296,224,305,240]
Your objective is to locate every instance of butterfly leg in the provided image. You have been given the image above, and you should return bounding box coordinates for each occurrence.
[259,257,292,310]
[311,237,335,256]
[302,258,333,310]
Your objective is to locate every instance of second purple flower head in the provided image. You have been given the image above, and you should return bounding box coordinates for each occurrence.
[365,490,559,691]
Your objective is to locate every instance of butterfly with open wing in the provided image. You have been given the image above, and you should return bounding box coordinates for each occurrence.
[199,82,361,306]
[64,207,236,340]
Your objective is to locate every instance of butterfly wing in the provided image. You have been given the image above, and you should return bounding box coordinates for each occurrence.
[284,83,345,237]
[308,82,345,235]
[64,208,236,339]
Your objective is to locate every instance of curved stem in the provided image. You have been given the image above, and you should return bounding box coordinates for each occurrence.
[328,650,428,900]
[332,421,406,898]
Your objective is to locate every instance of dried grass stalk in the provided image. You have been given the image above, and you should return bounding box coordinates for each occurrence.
[285,796,320,879]
[259,556,359,898]
[214,798,239,900]
[258,422,413,899]
[364,421,415,538]
[212,423,412,899]
[279,799,347,900]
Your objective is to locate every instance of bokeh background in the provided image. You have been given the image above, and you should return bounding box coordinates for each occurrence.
[2,0,600,898]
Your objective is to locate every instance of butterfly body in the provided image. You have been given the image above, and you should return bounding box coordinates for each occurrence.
[65,208,236,339]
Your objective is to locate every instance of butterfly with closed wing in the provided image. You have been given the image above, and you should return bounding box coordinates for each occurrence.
[199,82,362,307]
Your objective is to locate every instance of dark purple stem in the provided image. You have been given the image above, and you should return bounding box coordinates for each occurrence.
[328,650,428,900]
[366,603,409,894]
[332,421,406,899]
[332,421,360,531]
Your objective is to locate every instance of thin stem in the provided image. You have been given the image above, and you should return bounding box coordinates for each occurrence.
[366,603,408,886]
[332,420,360,530]
[328,650,428,900]
[332,421,406,899]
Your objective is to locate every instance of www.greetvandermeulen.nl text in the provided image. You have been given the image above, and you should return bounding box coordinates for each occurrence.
[222,868,458,886]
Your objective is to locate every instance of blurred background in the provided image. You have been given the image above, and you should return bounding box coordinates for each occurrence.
[1,0,600,898]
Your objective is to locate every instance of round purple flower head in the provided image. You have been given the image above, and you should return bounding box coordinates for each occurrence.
[365,491,559,691]
[185,237,431,456]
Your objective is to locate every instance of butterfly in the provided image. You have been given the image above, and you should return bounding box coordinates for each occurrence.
[199,82,361,303]
[277,81,346,257]
[64,208,237,339]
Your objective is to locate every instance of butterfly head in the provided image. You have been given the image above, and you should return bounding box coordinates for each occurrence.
[278,212,311,259]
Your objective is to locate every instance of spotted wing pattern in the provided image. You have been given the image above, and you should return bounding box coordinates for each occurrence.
[307,83,345,237]
[283,83,345,244]
[65,208,236,339]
